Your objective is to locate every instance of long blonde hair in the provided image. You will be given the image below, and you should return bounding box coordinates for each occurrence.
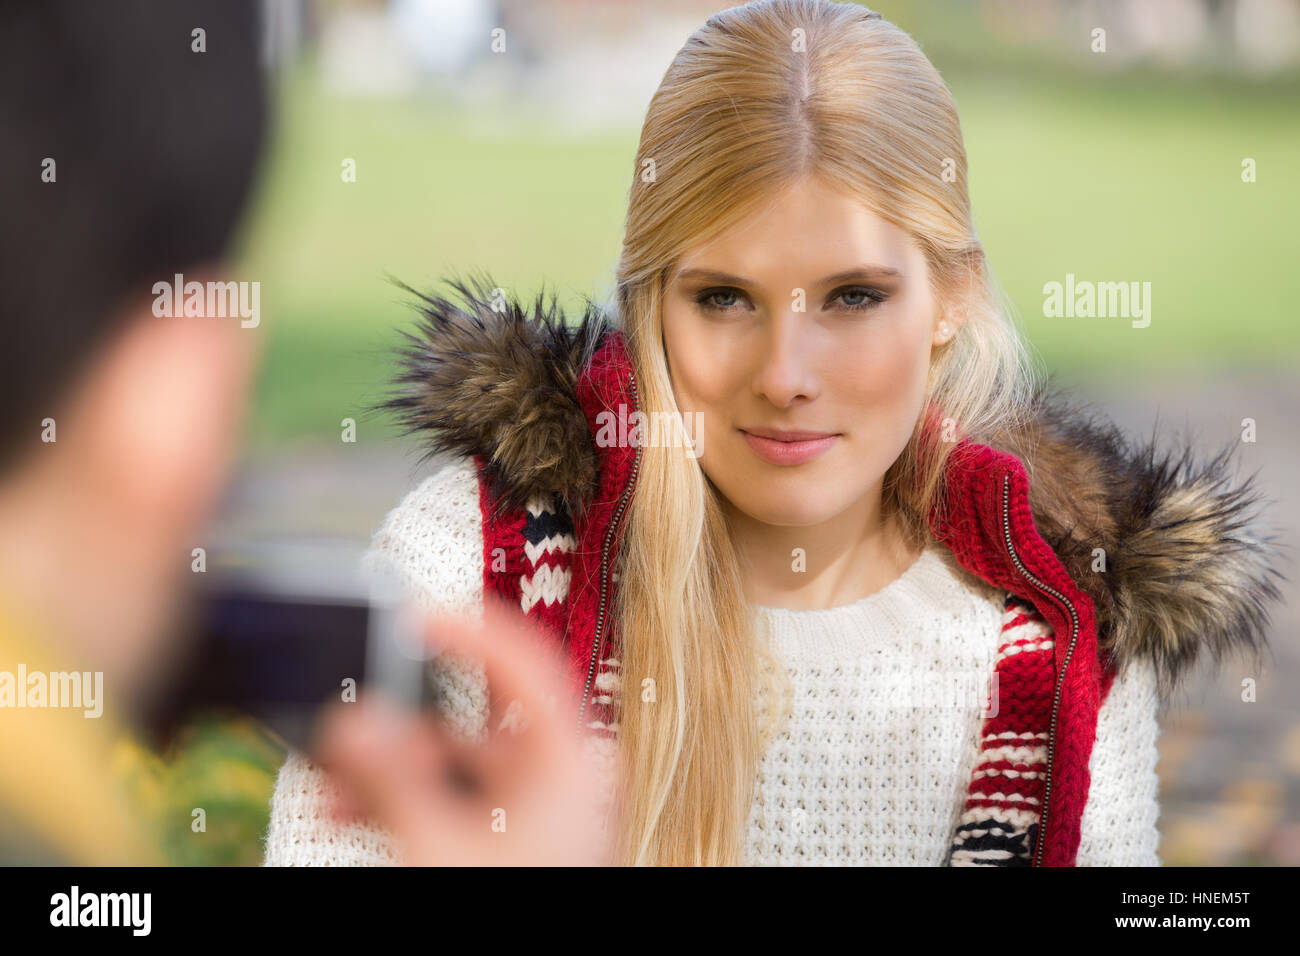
[609,0,1039,865]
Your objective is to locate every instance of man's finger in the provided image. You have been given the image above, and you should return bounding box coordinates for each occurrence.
[313,696,480,836]
[423,601,581,768]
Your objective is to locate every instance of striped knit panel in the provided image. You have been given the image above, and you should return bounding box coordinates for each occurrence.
[584,569,624,740]
[476,456,575,650]
[947,594,1055,866]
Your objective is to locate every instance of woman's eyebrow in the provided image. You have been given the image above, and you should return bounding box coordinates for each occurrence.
[673,264,903,286]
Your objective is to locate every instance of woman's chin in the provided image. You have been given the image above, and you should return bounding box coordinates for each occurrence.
[728,493,840,529]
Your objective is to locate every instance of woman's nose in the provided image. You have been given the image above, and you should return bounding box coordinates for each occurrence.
[750,311,821,408]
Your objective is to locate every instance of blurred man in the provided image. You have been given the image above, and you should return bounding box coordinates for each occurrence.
[0,0,600,868]
[0,0,266,863]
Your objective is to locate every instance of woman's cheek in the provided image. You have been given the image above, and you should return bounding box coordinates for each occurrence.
[839,324,930,453]
[663,350,718,474]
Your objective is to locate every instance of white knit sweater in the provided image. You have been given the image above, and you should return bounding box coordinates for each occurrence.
[262,459,1162,866]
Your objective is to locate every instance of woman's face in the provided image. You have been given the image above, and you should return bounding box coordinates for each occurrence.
[661,174,955,528]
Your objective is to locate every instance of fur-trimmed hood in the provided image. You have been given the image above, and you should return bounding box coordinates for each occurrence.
[381,274,1284,698]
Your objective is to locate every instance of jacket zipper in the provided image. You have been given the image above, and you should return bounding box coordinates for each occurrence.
[998,471,1080,866]
[576,372,642,735]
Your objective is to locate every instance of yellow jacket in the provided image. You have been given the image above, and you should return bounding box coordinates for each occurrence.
[0,592,158,864]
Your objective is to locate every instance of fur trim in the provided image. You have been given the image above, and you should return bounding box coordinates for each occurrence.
[986,388,1284,696]
[383,276,1285,692]
[380,271,611,518]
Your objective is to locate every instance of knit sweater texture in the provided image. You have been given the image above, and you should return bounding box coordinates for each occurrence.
[262,459,1162,866]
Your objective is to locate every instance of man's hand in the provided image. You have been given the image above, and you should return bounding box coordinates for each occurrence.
[312,601,613,866]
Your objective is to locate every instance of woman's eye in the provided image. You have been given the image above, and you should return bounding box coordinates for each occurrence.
[694,288,747,313]
[834,286,888,312]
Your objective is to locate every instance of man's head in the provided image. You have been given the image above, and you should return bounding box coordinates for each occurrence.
[0,0,268,701]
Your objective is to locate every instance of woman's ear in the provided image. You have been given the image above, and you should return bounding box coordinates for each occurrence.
[932,299,968,347]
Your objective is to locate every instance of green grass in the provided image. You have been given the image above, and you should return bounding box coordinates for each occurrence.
[233,64,631,448]
[957,75,1300,377]
[232,63,1299,447]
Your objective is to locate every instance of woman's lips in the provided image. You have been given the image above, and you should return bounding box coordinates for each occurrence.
[739,428,840,466]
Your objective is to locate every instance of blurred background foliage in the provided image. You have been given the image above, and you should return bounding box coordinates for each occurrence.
[118,0,1300,865]
[116,717,286,866]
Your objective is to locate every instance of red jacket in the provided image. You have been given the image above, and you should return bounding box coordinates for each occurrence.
[384,276,1282,866]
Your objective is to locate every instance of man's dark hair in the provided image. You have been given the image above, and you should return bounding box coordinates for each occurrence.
[0,0,267,465]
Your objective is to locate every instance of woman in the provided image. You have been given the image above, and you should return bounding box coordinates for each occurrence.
[263,0,1280,866]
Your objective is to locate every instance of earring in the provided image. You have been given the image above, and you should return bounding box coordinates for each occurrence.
[938,322,952,341]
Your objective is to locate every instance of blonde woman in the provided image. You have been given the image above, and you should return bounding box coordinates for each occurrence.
[263,0,1281,867]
